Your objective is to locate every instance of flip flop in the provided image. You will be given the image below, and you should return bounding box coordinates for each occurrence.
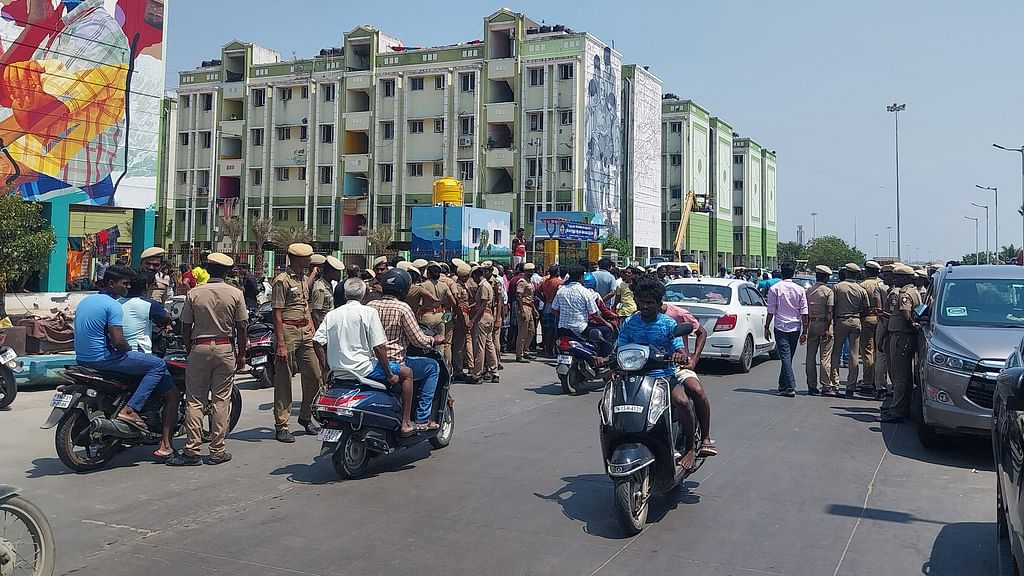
[399,427,418,437]
[698,441,718,457]
[417,421,440,431]
[115,415,148,433]
[153,448,174,459]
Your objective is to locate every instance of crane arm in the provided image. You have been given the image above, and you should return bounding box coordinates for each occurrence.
[673,191,696,259]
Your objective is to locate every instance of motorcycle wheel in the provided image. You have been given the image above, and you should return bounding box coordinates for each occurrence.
[331,429,370,479]
[226,386,242,433]
[54,410,117,472]
[258,365,274,389]
[0,494,55,576]
[429,402,455,449]
[560,367,581,395]
[614,469,650,536]
[0,367,16,410]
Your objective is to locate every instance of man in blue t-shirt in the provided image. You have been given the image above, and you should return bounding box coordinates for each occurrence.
[593,258,617,305]
[75,265,178,458]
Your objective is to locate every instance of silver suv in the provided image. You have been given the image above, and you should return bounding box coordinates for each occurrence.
[915,265,1024,447]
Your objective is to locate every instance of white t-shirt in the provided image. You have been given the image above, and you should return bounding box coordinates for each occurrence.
[313,300,388,378]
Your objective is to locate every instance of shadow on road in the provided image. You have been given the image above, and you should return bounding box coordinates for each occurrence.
[526,382,567,396]
[24,450,152,478]
[270,443,427,485]
[733,387,783,396]
[831,404,882,423]
[826,503,944,525]
[921,521,1002,575]
[228,426,277,443]
[699,356,771,377]
[882,423,994,472]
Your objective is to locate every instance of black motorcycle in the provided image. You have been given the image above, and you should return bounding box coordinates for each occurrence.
[41,351,242,472]
[598,322,705,535]
[0,484,55,575]
[244,302,275,389]
[313,338,454,479]
[0,345,18,409]
[555,328,614,395]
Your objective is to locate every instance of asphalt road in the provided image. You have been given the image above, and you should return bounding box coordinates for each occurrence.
[0,347,1003,576]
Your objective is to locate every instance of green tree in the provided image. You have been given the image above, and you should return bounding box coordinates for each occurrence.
[999,244,1019,264]
[602,233,631,262]
[478,229,490,253]
[0,193,56,317]
[250,218,275,275]
[362,224,394,255]
[800,235,866,270]
[219,216,243,254]
[960,251,996,265]
[777,241,804,265]
[273,225,314,247]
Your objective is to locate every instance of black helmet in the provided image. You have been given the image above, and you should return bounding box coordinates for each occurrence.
[381,268,412,299]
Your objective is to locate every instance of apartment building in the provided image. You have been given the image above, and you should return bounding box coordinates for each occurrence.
[619,64,663,262]
[732,138,778,269]
[661,97,714,271]
[170,8,654,256]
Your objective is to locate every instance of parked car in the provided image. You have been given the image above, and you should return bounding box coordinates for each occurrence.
[992,337,1024,574]
[664,278,776,373]
[793,275,815,289]
[914,265,1024,448]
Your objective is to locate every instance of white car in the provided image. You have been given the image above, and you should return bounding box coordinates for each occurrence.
[664,278,777,373]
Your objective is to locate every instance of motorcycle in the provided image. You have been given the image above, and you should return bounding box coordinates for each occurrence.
[244,302,275,389]
[313,333,454,479]
[0,345,19,409]
[598,322,705,535]
[555,327,615,395]
[41,350,243,472]
[0,485,55,575]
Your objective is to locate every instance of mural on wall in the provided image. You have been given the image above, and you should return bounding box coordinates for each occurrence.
[0,0,165,209]
[410,206,511,262]
[766,161,776,227]
[628,68,661,250]
[583,42,620,235]
[749,154,762,225]
[717,132,732,220]
[691,121,708,201]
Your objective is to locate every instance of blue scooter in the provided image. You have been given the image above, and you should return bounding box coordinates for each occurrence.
[555,327,614,395]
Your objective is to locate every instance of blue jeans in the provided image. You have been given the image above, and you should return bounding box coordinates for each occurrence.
[774,329,801,391]
[80,351,174,411]
[841,340,850,365]
[367,360,402,382]
[404,356,439,423]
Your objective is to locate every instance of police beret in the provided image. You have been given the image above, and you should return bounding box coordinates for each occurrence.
[523,262,536,272]
[456,265,471,277]
[207,252,233,267]
[843,263,861,273]
[411,258,429,269]
[310,254,326,265]
[864,260,881,271]
[372,255,389,267]
[815,265,832,275]
[325,255,344,271]
[288,243,313,257]
[893,264,915,275]
[140,246,166,259]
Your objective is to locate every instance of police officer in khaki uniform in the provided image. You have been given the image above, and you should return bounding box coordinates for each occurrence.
[859,261,884,396]
[271,243,322,443]
[873,264,896,400]
[804,265,835,395]
[168,252,247,466]
[309,254,340,328]
[880,264,922,422]
[468,266,498,383]
[915,269,930,300]
[482,262,504,368]
[363,256,389,303]
[411,261,455,362]
[515,263,539,363]
[831,263,870,398]
[450,262,473,380]
[139,246,167,300]
[438,263,457,368]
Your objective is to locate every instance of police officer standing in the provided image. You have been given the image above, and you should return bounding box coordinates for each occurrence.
[271,243,322,442]
[438,263,457,369]
[831,263,870,398]
[310,255,343,326]
[411,261,455,363]
[168,252,247,466]
[515,263,539,363]
[859,261,884,396]
[880,264,922,423]
[450,261,473,381]
[468,266,498,384]
[872,264,896,400]
[804,265,835,395]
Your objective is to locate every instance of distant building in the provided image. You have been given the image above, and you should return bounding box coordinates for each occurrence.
[732,137,778,269]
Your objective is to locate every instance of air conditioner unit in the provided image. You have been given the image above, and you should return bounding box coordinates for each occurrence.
[458,135,473,147]
[196,187,208,196]
[525,178,536,189]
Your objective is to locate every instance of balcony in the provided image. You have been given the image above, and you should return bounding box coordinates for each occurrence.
[219,159,242,177]
[222,81,244,99]
[343,154,370,173]
[346,73,371,91]
[485,101,516,123]
[220,119,243,137]
[487,58,515,79]
[343,111,370,132]
[485,148,514,169]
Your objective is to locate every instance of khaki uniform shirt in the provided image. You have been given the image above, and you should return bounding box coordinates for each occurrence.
[887,285,922,333]
[310,278,334,315]
[860,278,883,317]
[475,279,494,314]
[181,280,248,339]
[451,280,472,325]
[805,283,834,322]
[414,278,450,326]
[271,267,309,321]
[833,280,869,319]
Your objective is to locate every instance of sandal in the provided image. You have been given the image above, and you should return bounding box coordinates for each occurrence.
[400,426,418,437]
[698,440,718,457]
[153,447,174,459]
[417,421,440,431]
[116,415,148,432]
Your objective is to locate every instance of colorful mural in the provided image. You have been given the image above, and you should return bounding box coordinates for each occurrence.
[0,0,165,208]
[583,41,620,235]
[411,206,511,263]
[533,210,608,240]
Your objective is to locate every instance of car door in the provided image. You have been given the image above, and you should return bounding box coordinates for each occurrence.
[745,286,770,350]
[736,286,759,347]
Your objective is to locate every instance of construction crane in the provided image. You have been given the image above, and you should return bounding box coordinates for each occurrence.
[672,190,697,261]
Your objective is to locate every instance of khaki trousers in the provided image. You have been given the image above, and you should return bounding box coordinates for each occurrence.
[874,321,889,392]
[491,311,503,362]
[184,343,235,457]
[443,317,454,367]
[888,333,916,416]
[452,318,471,376]
[472,312,498,378]
[273,324,322,429]
[516,307,537,359]
[831,317,862,389]
[804,321,834,390]
[860,317,878,387]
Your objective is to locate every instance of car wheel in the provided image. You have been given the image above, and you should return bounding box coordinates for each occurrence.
[912,385,943,449]
[736,336,754,374]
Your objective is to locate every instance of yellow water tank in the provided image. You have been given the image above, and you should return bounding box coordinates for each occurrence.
[432,177,463,205]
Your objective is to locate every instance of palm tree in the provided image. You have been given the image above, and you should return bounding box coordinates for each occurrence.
[250,218,276,274]
[362,224,393,255]
[273,225,315,246]
[219,216,243,254]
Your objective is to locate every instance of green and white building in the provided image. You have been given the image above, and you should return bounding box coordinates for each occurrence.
[661,98,713,270]
[732,138,778,269]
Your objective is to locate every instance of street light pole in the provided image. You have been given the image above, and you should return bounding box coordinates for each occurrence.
[811,212,818,240]
[874,233,879,258]
[970,202,990,263]
[886,226,892,258]
[976,184,998,259]
[965,216,979,264]
[887,103,906,261]
[993,144,1024,263]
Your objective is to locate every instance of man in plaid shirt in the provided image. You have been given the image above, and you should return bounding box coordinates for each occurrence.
[368,269,445,434]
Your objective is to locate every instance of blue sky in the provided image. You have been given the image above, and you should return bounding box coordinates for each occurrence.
[166,1,1024,262]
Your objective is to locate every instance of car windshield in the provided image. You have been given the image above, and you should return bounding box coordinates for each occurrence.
[937,279,1024,327]
[665,283,732,304]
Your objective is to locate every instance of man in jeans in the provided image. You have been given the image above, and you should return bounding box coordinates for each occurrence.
[765,263,808,397]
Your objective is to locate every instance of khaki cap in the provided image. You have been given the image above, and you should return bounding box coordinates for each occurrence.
[482,260,494,268]
[288,243,313,257]
[426,261,442,270]
[364,269,375,278]
[523,262,536,272]
[396,260,415,271]
[324,255,344,271]
[893,264,915,276]
[451,258,466,268]
[881,264,895,272]
[456,264,471,277]
[411,258,429,269]
[864,260,881,271]
[469,261,479,266]
[843,263,861,273]
[310,254,327,265]
[815,264,832,275]
[372,255,389,267]
[439,262,450,273]
[207,252,234,267]
[140,246,166,259]
[916,269,928,278]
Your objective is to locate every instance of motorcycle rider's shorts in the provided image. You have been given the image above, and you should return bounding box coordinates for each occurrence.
[367,360,402,383]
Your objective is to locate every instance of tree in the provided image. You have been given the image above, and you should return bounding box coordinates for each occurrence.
[219,216,243,254]
[478,229,490,253]
[273,225,314,247]
[960,251,996,265]
[0,193,56,317]
[361,224,393,255]
[603,233,631,262]
[250,218,275,274]
[999,244,1019,264]
[800,235,866,270]
[777,241,804,265]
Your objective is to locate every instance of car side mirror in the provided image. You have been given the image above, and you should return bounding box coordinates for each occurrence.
[673,322,694,337]
[1002,367,1024,411]
[914,304,930,323]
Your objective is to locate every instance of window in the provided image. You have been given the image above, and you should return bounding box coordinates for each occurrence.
[408,162,423,177]
[177,171,187,184]
[248,208,260,223]
[529,67,545,86]
[278,87,292,101]
[460,73,475,92]
[198,211,207,226]
[297,167,306,181]
[252,88,265,107]
[527,205,536,223]
[460,116,474,135]
[322,84,335,102]
[738,287,754,306]
[670,154,681,166]
[556,203,571,212]
[733,206,743,215]
[180,95,190,108]
[379,163,394,182]
[558,63,574,80]
[433,162,444,177]
[179,132,189,146]
[670,122,682,133]
[529,113,544,131]
[197,170,210,186]
[557,156,572,172]
[320,124,334,143]
[670,186,681,199]
[665,284,734,305]
[409,120,424,134]
[319,165,333,184]
[250,169,262,186]
[379,206,392,224]
[527,158,542,178]
[275,209,287,221]
[251,128,264,146]
[299,125,308,141]
[177,209,186,224]
[381,79,395,97]
[275,167,290,181]
[381,121,394,140]
[201,93,213,111]
[733,155,743,164]
[201,131,211,148]
[410,77,424,91]
[493,230,503,245]
[560,110,573,125]
[434,75,444,90]
[733,180,743,191]
[277,126,291,140]
[318,208,331,226]
[295,208,305,222]
[434,118,445,133]
[459,160,474,181]
[300,85,309,99]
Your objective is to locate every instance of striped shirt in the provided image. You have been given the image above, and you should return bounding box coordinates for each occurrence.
[367,296,434,362]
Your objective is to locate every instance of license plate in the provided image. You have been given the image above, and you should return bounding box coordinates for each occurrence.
[613,404,644,414]
[250,355,267,366]
[50,393,73,409]
[557,355,573,365]
[0,349,15,364]
[317,428,343,443]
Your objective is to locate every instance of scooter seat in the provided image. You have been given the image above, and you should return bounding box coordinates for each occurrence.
[330,370,387,391]
[66,365,140,386]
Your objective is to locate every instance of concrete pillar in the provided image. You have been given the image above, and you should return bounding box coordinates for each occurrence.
[40,200,71,292]
[130,208,156,267]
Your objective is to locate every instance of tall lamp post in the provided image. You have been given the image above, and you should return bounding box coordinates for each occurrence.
[810,212,818,240]
[993,144,1024,262]
[886,225,892,258]
[887,102,906,260]
[976,185,998,258]
[965,216,980,264]
[970,202,990,263]
[874,233,879,258]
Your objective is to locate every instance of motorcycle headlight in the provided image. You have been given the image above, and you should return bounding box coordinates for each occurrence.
[648,379,669,427]
[928,348,976,373]
[616,347,649,372]
[600,381,614,425]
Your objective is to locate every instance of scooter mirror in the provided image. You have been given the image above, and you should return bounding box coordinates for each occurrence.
[587,329,605,343]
